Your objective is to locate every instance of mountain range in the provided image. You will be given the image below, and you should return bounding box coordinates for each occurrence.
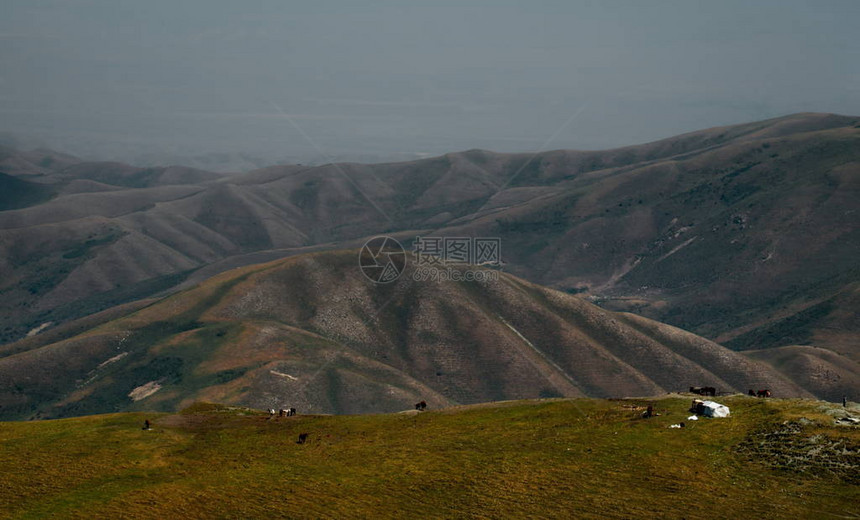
[0,112,858,417]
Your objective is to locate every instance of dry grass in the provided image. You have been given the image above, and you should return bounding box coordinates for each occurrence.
[0,396,858,519]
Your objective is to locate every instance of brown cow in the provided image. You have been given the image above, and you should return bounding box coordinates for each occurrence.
[756,389,771,398]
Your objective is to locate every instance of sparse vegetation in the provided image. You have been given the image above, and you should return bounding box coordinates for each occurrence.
[61,232,126,260]
[0,250,820,422]
[1,115,858,382]
[0,397,857,519]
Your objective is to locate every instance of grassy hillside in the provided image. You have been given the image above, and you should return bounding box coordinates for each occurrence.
[0,396,857,519]
[0,250,813,421]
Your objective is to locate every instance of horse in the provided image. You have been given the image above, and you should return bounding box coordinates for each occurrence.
[689,386,716,397]
[297,433,309,444]
[415,401,427,411]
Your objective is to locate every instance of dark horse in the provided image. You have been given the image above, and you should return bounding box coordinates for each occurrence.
[689,386,716,397]
[756,389,772,398]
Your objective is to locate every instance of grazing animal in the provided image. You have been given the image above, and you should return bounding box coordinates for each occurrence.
[289,408,296,417]
[748,390,755,396]
[415,401,427,411]
[689,386,716,397]
[142,419,150,430]
[690,399,706,415]
[279,409,286,417]
[268,409,276,416]
[297,433,309,444]
[756,389,771,398]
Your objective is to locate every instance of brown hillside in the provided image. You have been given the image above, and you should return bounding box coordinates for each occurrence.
[744,345,860,402]
[0,113,857,373]
[0,250,811,420]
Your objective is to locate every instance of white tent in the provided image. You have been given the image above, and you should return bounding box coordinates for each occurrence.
[700,400,730,418]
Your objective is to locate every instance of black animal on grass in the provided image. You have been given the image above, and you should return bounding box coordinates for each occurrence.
[415,401,427,411]
[642,405,654,418]
[297,433,309,444]
[689,386,716,397]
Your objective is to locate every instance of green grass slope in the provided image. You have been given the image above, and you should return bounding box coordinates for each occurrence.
[0,396,857,519]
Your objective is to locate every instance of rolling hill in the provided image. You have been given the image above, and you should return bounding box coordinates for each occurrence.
[0,397,857,519]
[0,112,858,402]
[0,172,55,211]
[0,114,860,361]
[0,249,818,421]
[744,345,860,403]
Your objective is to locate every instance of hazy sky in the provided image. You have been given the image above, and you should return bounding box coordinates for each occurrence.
[1,1,858,166]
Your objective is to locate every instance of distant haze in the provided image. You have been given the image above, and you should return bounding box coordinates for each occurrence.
[1,0,858,169]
